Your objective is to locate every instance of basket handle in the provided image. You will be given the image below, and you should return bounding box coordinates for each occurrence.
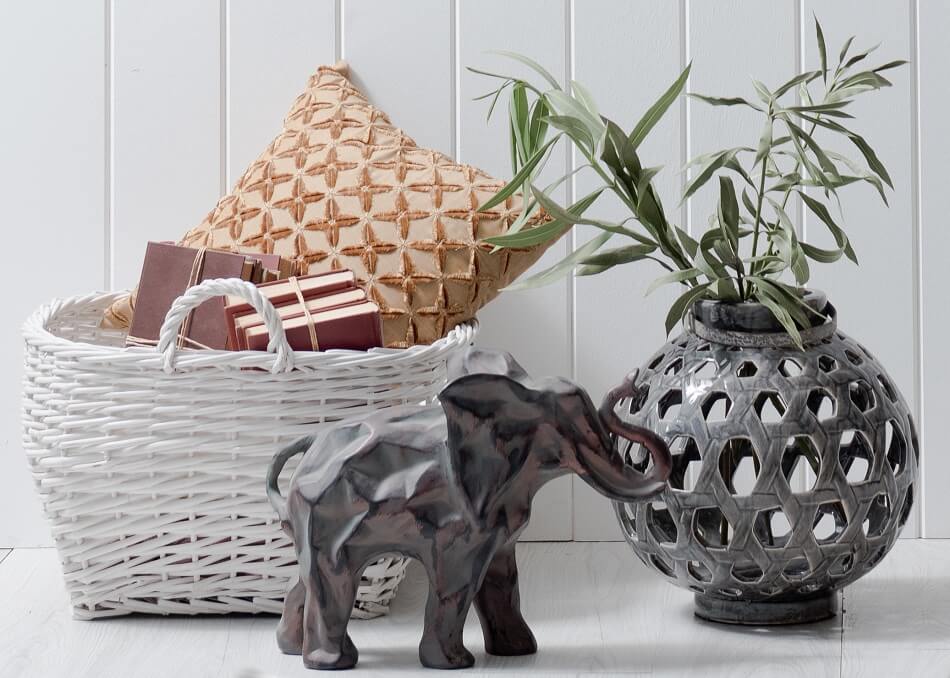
[158,277,295,374]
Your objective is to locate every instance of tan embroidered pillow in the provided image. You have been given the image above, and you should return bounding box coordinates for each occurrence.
[115,62,552,348]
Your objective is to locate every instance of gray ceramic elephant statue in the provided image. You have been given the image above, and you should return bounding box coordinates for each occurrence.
[266,348,671,670]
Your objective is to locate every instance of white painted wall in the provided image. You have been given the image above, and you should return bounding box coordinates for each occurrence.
[3,0,944,545]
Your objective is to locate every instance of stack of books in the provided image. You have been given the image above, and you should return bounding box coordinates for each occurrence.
[224,270,382,351]
[126,241,382,353]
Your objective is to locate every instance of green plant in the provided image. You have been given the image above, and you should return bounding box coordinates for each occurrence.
[471,20,905,348]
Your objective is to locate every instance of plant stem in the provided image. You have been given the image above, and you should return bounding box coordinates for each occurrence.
[778,115,821,212]
[746,148,771,299]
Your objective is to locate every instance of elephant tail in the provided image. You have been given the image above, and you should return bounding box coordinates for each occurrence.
[266,435,314,523]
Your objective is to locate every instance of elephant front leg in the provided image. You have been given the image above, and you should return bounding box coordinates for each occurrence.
[419,549,498,670]
[276,577,305,655]
[474,543,537,656]
[419,584,477,670]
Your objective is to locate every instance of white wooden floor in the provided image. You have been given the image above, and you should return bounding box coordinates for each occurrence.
[1,541,948,678]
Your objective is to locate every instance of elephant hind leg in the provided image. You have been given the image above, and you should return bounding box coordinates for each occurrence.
[474,542,537,657]
[276,577,305,655]
[301,551,360,671]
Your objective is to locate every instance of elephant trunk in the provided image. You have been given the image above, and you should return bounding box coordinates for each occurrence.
[576,370,672,503]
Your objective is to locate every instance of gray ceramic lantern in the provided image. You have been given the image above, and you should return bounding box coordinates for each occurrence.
[613,292,918,624]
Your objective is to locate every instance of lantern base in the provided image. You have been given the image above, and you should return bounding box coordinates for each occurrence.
[694,590,838,625]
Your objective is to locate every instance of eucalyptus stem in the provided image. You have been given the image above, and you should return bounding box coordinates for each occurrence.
[747,142,772,298]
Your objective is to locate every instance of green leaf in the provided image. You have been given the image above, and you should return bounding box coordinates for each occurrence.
[718,176,740,248]
[713,277,741,302]
[838,36,856,66]
[580,244,657,267]
[841,43,880,71]
[773,70,821,99]
[544,114,594,153]
[645,268,702,296]
[783,101,853,114]
[529,185,620,230]
[786,119,840,179]
[546,90,604,139]
[675,225,699,259]
[636,166,663,203]
[629,63,692,150]
[478,134,561,212]
[754,117,773,167]
[796,190,858,263]
[484,188,603,247]
[503,232,612,291]
[571,79,600,120]
[873,59,909,73]
[482,212,567,248]
[800,241,844,263]
[687,93,763,111]
[752,286,803,349]
[767,172,803,194]
[601,119,633,179]
[682,148,742,202]
[694,236,729,280]
[665,283,712,335]
[509,83,529,166]
[528,97,550,150]
[847,132,893,189]
[800,115,893,189]
[490,50,562,90]
[752,79,773,105]
[816,15,828,82]
[741,188,758,218]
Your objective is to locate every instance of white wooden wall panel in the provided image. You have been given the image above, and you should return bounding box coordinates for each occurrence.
[802,1,919,537]
[227,0,337,187]
[5,0,949,545]
[457,0,573,541]
[0,2,107,547]
[688,0,799,239]
[571,0,685,541]
[112,0,223,289]
[917,0,948,538]
[343,0,453,156]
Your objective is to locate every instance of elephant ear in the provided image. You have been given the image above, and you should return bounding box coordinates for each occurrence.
[438,373,540,518]
[446,347,530,383]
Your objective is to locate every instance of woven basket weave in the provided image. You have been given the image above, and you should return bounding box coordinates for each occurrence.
[22,278,475,620]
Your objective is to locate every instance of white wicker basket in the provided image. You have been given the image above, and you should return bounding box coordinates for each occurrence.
[21,278,476,620]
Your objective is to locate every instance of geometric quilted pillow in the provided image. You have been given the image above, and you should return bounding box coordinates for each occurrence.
[175,62,554,348]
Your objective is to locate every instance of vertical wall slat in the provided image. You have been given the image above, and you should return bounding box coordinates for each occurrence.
[0,2,107,546]
[227,0,336,187]
[802,0,919,536]
[457,0,572,541]
[343,0,453,155]
[112,0,223,289]
[918,0,947,537]
[571,0,686,541]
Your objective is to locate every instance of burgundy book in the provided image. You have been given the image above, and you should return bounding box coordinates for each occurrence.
[223,270,357,347]
[243,301,383,352]
[231,287,367,350]
[127,242,251,350]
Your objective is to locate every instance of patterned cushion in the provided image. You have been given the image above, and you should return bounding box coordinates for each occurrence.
[166,62,551,348]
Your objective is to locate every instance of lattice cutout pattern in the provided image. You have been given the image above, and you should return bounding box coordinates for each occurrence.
[614,330,918,602]
[173,64,552,348]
